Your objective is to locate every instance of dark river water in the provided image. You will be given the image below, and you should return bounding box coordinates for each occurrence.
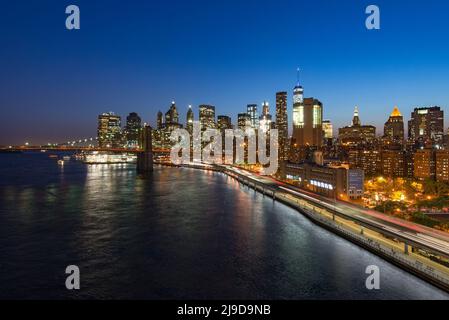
[0,152,448,299]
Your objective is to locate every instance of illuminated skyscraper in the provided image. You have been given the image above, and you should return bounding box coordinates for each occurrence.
[162,101,182,148]
[199,105,216,131]
[165,101,179,124]
[276,91,289,162]
[408,106,444,147]
[259,101,272,133]
[247,104,259,128]
[292,77,304,131]
[384,106,404,144]
[97,112,122,148]
[186,105,194,134]
[338,107,376,147]
[291,70,323,147]
[217,115,232,130]
[157,111,164,130]
[237,113,251,129]
[124,112,142,148]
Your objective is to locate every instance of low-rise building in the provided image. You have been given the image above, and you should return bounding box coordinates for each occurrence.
[285,162,364,200]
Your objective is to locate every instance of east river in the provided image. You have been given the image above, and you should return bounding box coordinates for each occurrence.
[0,152,447,299]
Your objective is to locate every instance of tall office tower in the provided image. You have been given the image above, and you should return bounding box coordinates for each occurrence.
[384,106,404,144]
[165,101,179,124]
[217,115,232,130]
[322,120,333,139]
[276,91,288,162]
[237,113,251,129]
[262,101,269,116]
[217,115,233,162]
[247,104,259,128]
[97,112,122,148]
[291,70,323,147]
[408,106,444,147]
[157,111,164,130]
[338,107,376,147]
[292,97,323,147]
[124,112,142,148]
[292,76,304,132]
[162,101,182,148]
[199,104,216,131]
[186,105,194,134]
[259,101,273,133]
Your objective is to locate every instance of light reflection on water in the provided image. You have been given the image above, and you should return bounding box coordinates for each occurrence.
[0,153,448,299]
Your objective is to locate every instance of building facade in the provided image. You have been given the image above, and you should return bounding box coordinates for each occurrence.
[338,107,376,147]
[292,79,323,147]
[186,105,194,135]
[97,112,122,148]
[414,149,436,181]
[436,150,449,182]
[322,120,333,140]
[276,91,289,163]
[259,101,273,133]
[124,112,142,148]
[384,106,404,145]
[199,105,216,131]
[381,150,405,178]
[237,113,251,130]
[408,106,444,147]
[247,104,259,129]
[348,149,381,177]
[285,162,364,200]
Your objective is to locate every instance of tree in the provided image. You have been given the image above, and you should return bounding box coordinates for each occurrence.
[435,181,449,197]
[423,178,437,196]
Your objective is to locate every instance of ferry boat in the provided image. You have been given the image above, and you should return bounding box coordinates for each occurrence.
[83,152,137,164]
[57,160,64,166]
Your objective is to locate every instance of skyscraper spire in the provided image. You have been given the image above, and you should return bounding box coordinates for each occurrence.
[352,106,361,126]
[296,67,300,86]
[390,106,402,117]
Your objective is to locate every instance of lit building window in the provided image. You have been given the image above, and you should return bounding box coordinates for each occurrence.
[313,105,322,128]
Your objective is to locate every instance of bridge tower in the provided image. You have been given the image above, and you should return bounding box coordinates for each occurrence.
[137,125,153,174]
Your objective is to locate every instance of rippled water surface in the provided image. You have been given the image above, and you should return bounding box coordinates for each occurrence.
[0,152,448,299]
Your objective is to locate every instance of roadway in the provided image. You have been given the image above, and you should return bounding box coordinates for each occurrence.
[222,165,449,260]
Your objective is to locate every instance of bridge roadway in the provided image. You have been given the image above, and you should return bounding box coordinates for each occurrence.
[2,146,170,153]
[218,165,449,261]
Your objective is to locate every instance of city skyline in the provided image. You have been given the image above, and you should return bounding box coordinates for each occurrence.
[1,0,449,145]
[4,1,449,302]
[2,94,448,146]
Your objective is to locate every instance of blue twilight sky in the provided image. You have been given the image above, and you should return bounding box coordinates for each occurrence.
[1,0,449,145]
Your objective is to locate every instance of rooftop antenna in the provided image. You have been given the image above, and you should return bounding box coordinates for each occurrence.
[296,67,300,85]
